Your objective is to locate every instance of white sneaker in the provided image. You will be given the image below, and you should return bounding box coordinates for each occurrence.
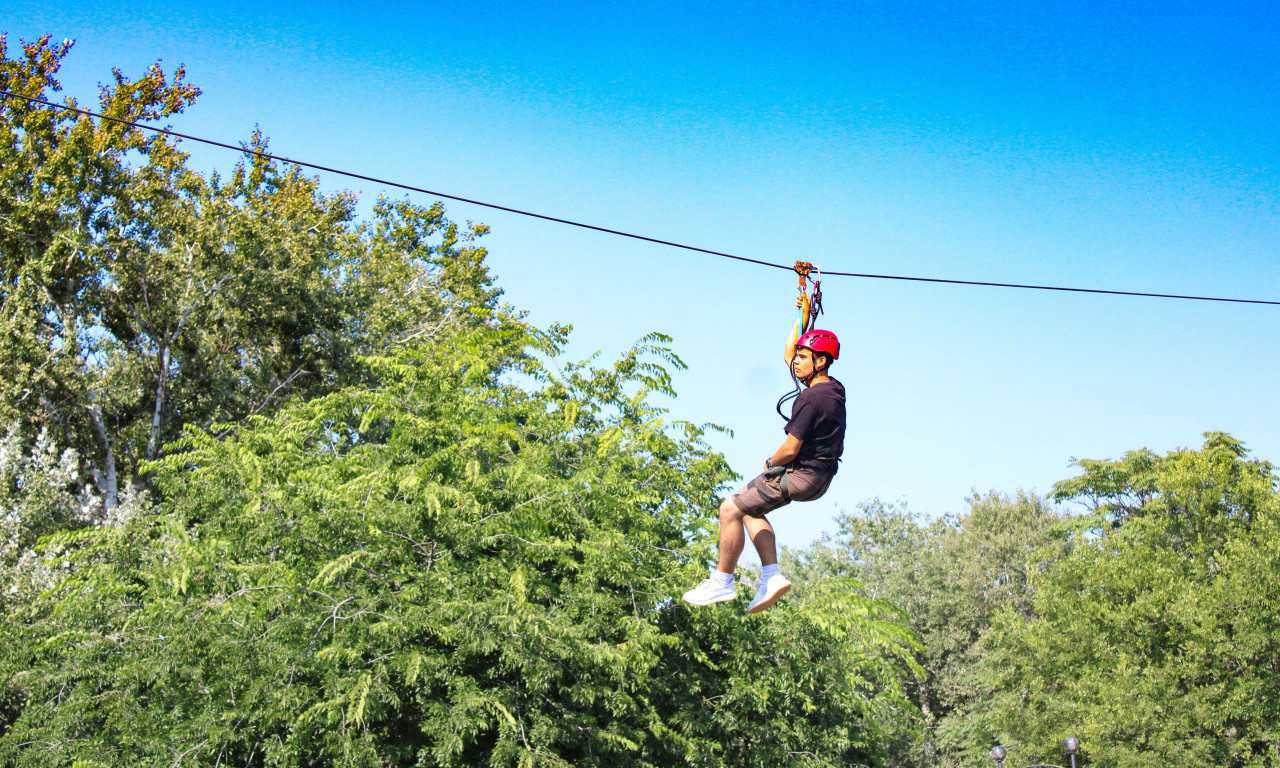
[747,574,792,613]
[682,577,737,606]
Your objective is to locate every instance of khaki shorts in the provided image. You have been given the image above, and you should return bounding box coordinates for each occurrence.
[730,466,835,518]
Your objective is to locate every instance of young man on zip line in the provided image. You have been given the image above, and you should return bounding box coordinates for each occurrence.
[682,327,845,613]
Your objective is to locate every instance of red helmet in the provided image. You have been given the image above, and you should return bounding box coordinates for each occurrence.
[796,329,840,360]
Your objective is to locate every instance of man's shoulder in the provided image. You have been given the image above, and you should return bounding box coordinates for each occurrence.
[806,379,845,402]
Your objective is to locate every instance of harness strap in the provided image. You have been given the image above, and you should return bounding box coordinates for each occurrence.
[778,261,823,422]
[780,469,791,503]
[794,261,815,334]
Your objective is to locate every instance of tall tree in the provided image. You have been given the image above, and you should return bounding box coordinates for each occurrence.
[784,492,1067,767]
[976,433,1280,768]
[0,327,922,767]
[0,34,200,508]
[1,36,503,510]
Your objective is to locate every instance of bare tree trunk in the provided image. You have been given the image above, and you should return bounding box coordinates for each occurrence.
[67,309,118,511]
[146,344,170,460]
[87,402,118,510]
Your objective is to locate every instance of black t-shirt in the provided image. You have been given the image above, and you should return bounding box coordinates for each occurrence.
[784,379,845,469]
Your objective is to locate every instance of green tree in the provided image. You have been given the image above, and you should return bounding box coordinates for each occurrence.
[0,326,922,767]
[1,35,503,511]
[976,433,1280,768]
[1,33,199,508]
[784,492,1067,767]
[0,424,127,608]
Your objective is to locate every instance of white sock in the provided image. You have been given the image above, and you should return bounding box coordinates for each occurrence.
[711,570,734,587]
[762,564,781,580]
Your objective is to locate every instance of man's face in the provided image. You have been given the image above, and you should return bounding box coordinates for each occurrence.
[792,347,819,379]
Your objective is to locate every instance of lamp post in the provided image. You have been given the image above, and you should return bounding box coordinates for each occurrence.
[988,738,1079,768]
[990,745,1007,768]
[1064,737,1080,768]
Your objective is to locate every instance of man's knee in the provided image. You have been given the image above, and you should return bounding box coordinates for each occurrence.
[719,497,743,524]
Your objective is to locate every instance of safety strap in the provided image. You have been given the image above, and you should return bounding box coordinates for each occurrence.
[780,469,791,503]
[793,261,822,334]
[777,261,824,421]
[776,376,802,421]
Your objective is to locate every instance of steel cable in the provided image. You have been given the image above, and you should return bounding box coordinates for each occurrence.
[3,89,1277,307]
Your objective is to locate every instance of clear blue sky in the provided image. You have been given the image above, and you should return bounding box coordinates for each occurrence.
[9,1,1280,555]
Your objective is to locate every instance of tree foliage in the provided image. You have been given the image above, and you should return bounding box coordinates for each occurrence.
[975,433,1280,768]
[0,425,122,609]
[784,492,1068,767]
[1,35,503,510]
[0,327,921,767]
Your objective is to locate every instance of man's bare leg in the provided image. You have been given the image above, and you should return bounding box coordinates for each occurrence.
[716,497,746,574]
[716,501,778,573]
[685,499,788,609]
[744,514,789,613]
[743,514,777,566]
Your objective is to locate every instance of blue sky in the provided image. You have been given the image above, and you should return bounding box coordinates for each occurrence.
[8,0,1279,555]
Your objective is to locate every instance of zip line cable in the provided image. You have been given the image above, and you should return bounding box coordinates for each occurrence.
[4,89,1278,308]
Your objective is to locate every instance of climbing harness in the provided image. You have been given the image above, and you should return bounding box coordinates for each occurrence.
[776,261,824,422]
[764,464,793,501]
